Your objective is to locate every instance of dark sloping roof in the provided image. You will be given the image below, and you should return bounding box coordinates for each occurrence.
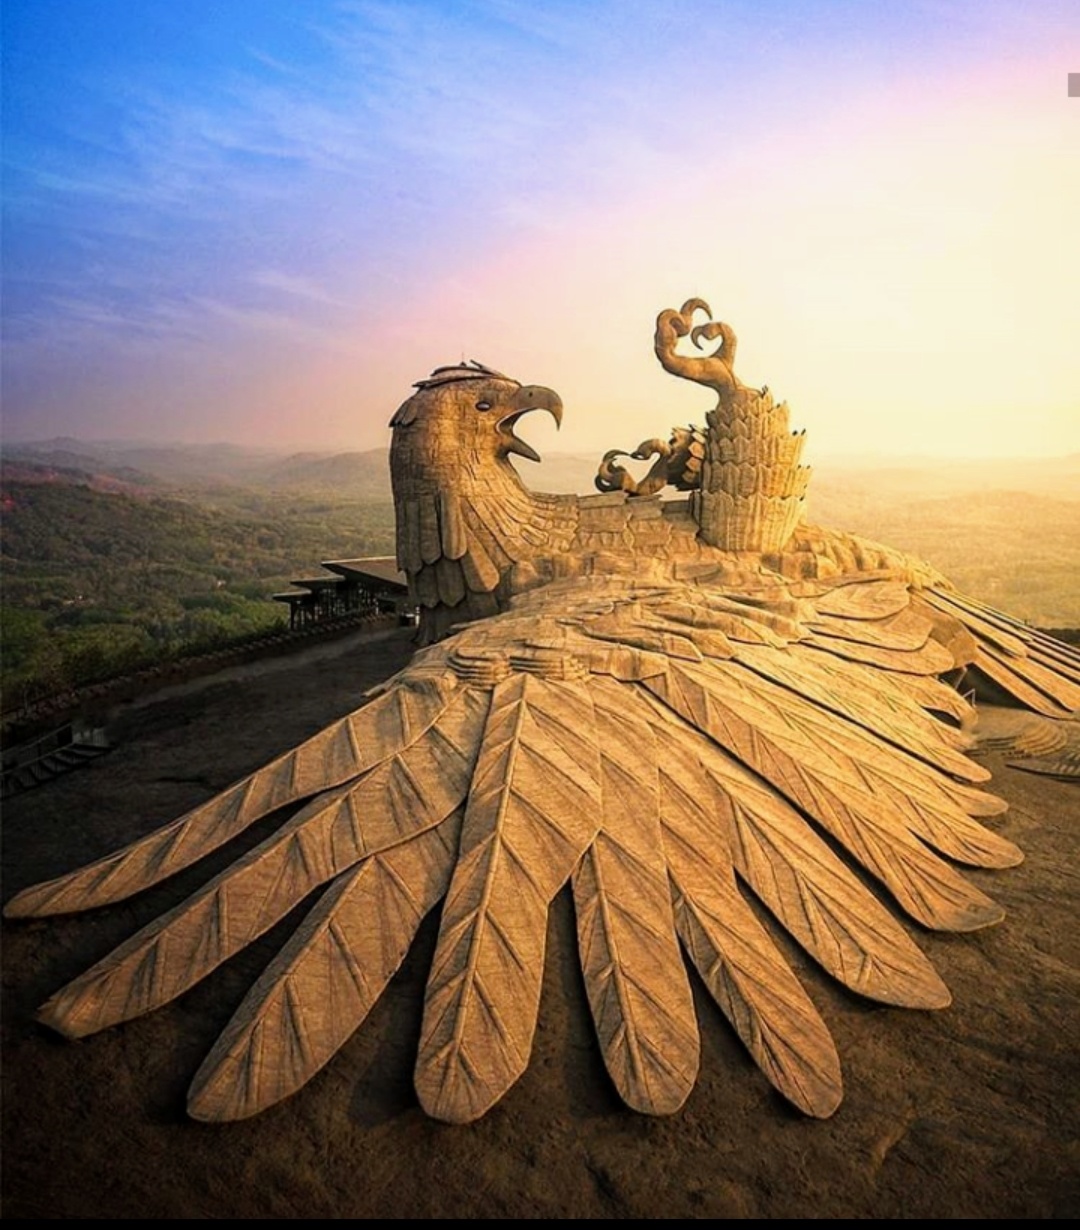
[321,556,408,591]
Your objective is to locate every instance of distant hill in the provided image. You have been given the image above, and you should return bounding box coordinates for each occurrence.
[811,453,1080,504]
[809,487,1080,628]
[0,475,396,710]
[0,458,161,496]
[256,450,391,495]
[0,437,585,499]
[9,438,1077,505]
[3,438,1076,652]
[2,439,309,490]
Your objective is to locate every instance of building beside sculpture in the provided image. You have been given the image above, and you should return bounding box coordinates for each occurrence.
[273,557,410,629]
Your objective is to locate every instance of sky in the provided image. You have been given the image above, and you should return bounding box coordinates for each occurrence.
[2,0,1078,462]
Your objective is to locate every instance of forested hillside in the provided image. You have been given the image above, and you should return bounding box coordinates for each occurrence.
[2,442,1077,713]
[1,477,394,709]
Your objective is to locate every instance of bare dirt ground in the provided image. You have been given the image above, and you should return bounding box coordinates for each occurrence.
[3,627,1078,1218]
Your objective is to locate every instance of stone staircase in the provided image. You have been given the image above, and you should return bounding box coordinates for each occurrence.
[1,723,112,798]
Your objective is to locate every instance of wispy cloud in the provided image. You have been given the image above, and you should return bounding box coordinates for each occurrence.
[249,270,354,308]
[4,0,1077,454]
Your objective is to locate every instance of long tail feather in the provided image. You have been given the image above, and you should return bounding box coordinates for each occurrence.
[735,642,987,782]
[415,674,602,1122]
[640,700,842,1117]
[803,630,955,675]
[974,646,1080,719]
[644,701,951,1008]
[187,813,463,1122]
[670,869,843,1119]
[925,589,1080,715]
[573,685,699,1114]
[36,690,488,1039]
[5,676,460,918]
[647,662,1006,930]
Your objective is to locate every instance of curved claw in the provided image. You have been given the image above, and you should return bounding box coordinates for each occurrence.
[630,437,671,462]
[654,301,741,396]
[691,321,725,349]
[595,449,642,494]
[595,441,672,497]
[680,297,713,320]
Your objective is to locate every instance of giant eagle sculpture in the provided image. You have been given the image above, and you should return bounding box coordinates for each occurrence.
[6,300,1079,1125]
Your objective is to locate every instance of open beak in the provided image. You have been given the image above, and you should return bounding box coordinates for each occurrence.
[497,385,563,463]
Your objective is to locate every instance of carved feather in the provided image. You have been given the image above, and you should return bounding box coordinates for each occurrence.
[438,491,468,560]
[734,641,984,779]
[573,684,699,1114]
[460,530,503,595]
[975,645,1080,718]
[891,670,975,724]
[643,701,949,1008]
[5,676,459,918]
[927,589,1080,713]
[415,674,602,1122]
[435,555,467,608]
[418,495,442,566]
[188,813,463,1122]
[668,861,842,1119]
[804,629,955,675]
[811,578,913,622]
[647,660,1005,930]
[37,690,488,1039]
[397,497,421,575]
[809,606,934,652]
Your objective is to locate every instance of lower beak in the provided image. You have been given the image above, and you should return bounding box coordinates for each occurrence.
[497,385,563,463]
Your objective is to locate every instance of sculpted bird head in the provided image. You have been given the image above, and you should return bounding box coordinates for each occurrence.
[389,362,563,502]
[388,361,570,642]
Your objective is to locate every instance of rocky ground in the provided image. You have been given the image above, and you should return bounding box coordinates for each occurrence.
[3,627,1078,1218]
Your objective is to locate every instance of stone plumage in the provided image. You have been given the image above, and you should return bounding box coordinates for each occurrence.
[6,302,1079,1125]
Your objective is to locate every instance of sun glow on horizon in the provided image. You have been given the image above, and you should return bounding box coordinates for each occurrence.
[3,1,1077,460]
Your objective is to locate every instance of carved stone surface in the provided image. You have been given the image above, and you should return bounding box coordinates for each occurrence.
[595,425,706,497]
[652,300,811,551]
[6,303,1080,1128]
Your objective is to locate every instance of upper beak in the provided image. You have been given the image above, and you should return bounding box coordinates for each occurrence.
[497,385,563,463]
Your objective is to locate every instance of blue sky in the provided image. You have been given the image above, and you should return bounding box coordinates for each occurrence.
[3,1,1078,458]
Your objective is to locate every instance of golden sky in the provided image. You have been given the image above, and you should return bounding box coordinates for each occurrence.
[4,1,1077,459]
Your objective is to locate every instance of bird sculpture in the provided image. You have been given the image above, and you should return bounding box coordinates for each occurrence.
[7,299,1079,1127]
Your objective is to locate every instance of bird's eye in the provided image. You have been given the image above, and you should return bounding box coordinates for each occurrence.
[475,399,493,412]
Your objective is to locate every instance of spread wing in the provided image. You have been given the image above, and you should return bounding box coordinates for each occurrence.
[7,570,1076,1124]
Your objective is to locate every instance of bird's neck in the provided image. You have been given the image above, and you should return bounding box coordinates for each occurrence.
[392,458,579,643]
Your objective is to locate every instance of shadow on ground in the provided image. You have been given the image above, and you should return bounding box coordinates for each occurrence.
[3,627,1078,1218]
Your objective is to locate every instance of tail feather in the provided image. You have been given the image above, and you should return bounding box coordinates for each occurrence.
[36,690,487,1039]
[925,589,1080,715]
[188,813,463,1122]
[735,642,985,782]
[5,676,459,918]
[647,662,1007,930]
[645,705,950,1008]
[973,647,1078,719]
[574,686,699,1114]
[415,674,602,1122]
[803,630,955,676]
[670,868,843,1119]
